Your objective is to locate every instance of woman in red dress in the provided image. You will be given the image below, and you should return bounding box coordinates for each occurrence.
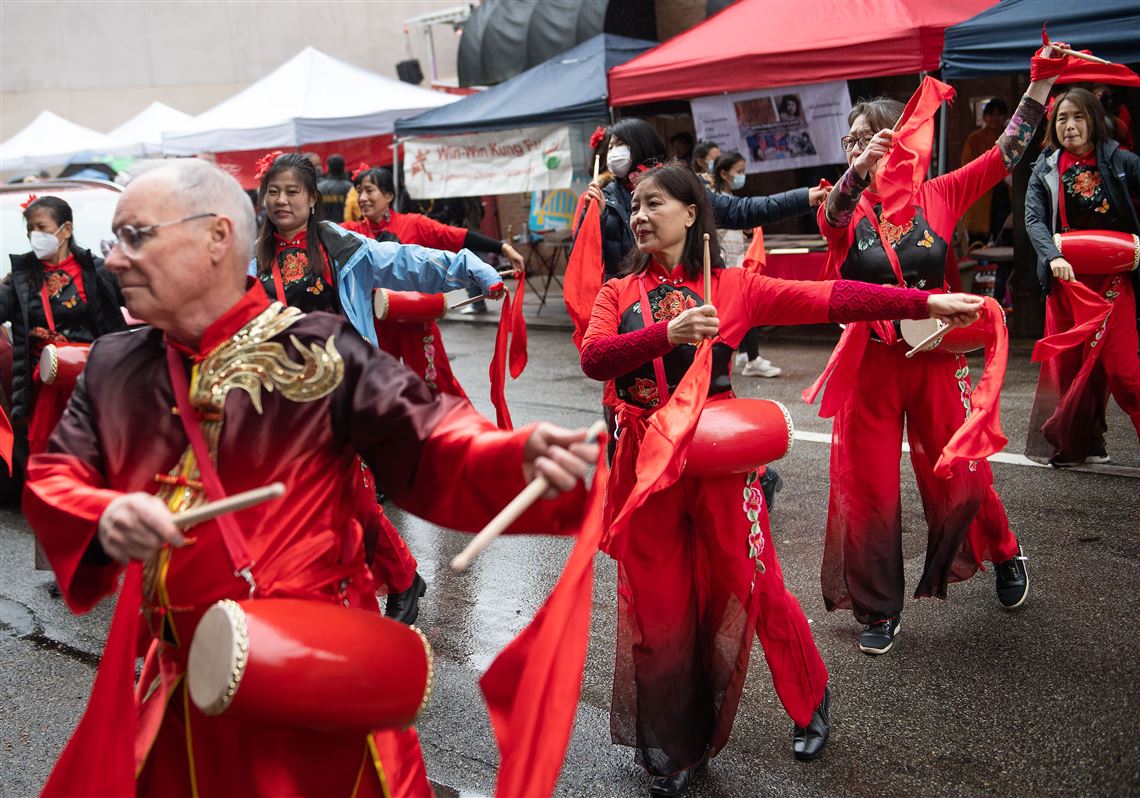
[341,167,525,397]
[813,51,1059,655]
[581,161,983,796]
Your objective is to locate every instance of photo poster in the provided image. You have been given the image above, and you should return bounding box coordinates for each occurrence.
[691,80,852,174]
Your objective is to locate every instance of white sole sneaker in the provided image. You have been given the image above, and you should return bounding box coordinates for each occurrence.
[858,620,901,655]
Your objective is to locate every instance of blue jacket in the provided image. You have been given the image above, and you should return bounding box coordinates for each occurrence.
[249,221,500,345]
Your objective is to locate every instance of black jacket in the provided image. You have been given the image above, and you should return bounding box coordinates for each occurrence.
[1024,139,1140,295]
[1,246,126,423]
[577,180,812,281]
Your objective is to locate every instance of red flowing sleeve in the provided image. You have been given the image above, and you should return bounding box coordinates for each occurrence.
[337,327,584,535]
[411,214,469,252]
[740,271,837,326]
[924,147,1007,236]
[22,376,124,614]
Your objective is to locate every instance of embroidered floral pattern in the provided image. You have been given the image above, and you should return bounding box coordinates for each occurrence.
[742,470,767,570]
[29,326,67,344]
[280,252,306,283]
[652,289,697,322]
[877,212,914,246]
[422,329,438,390]
[997,98,1045,171]
[1061,164,1113,218]
[1090,277,1122,350]
[628,377,659,407]
[955,358,978,472]
[44,270,70,297]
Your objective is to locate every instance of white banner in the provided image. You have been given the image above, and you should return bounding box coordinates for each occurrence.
[691,81,852,174]
[402,124,573,199]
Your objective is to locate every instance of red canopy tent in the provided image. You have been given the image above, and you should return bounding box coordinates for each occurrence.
[608,0,996,106]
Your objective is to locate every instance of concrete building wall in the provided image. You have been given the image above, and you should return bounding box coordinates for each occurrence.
[0,0,465,140]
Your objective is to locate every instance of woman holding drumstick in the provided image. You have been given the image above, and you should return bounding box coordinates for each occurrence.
[812,45,1063,656]
[580,161,982,796]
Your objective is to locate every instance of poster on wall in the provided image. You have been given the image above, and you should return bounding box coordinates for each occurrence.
[403,124,572,199]
[690,80,852,174]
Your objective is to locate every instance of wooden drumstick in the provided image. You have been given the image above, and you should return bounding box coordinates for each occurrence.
[450,419,607,572]
[703,233,712,303]
[904,322,950,359]
[1052,46,1111,65]
[450,294,488,310]
[593,154,600,183]
[173,483,286,529]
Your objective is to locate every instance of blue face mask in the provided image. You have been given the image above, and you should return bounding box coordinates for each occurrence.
[730,173,746,191]
[706,159,715,173]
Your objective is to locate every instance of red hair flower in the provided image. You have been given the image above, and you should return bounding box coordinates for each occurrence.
[355,161,371,175]
[589,125,607,150]
[254,150,286,180]
[20,193,38,209]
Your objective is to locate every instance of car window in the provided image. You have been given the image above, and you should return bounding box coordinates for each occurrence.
[1,181,123,280]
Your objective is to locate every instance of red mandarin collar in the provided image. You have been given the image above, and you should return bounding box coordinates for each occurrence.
[646,258,686,285]
[366,210,397,237]
[41,253,78,270]
[166,279,271,360]
[1060,147,1096,171]
[274,228,308,251]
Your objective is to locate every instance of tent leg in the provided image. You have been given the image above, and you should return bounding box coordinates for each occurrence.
[392,136,401,212]
[937,100,948,176]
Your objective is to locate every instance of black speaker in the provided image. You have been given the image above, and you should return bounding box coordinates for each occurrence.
[396,59,424,85]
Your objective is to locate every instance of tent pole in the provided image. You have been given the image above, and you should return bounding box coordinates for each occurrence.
[937,100,948,176]
[392,135,402,212]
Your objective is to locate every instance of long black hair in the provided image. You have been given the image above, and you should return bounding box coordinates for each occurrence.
[620,159,724,280]
[609,118,667,172]
[255,153,323,277]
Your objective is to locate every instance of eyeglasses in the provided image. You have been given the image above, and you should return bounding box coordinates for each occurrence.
[104,212,217,256]
[840,135,874,153]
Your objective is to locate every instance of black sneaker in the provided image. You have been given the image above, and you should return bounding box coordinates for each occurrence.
[385,572,427,625]
[760,467,784,513]
[1084,444,1111,464]
[858,617,900,655]
[994,546,1029,609]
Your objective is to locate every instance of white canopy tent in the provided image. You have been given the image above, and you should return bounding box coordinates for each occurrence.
[161,47,460,155]
[107,101,193,157]
[0,111,116,173]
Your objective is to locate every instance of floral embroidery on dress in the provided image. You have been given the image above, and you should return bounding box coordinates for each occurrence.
[877,213,914,247]
[954,358,978,472]
[44,270,70,297]
[280,252,307,283]
[742,470,767,570]
[1068,169,1101,199]
[422,328,438,390]
[628,377,659,407]
[30,326,67,344]
[652,289,697,322]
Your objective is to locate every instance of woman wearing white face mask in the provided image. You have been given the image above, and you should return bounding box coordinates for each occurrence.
[712,152,782,378]
[2,195,126,469]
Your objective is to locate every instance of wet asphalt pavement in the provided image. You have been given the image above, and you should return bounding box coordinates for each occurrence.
[1,319,1137,798]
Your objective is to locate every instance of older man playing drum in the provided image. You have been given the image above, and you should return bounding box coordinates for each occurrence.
[24,159,599,798]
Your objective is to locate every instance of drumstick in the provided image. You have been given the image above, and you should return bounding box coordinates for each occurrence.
[450,419,607,572]
[1052,45,1111,65]
[904,322,950,359]
[173,483,286,529]
[450,294,487,310]
[703,233,712,303]
[593,154,600,184]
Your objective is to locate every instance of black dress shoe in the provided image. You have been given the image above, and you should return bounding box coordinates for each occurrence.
[759,467,784,513]
[793,686,830,761]
[385,572,426,625]
[648,757,707,797]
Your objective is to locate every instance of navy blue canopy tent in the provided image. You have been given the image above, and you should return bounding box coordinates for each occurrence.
[942,0,1140,78]
[395,34,653,136]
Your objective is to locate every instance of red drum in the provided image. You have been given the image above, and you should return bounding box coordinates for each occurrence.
[1053,230,1140,275]
[900,317,987,356]
[38,343,90,389]
[686,398,794,477]
[373,289,446,322]
[187,598,433,732]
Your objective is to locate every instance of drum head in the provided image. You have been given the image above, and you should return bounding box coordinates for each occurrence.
[39,345,57,385]
[899,318,943,351]
[373,289,390,321]
[187,599,249,716]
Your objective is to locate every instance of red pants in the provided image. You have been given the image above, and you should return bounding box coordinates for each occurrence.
[610,464,827,775]
[1027,275,1140,462]
[823,343,1020,625]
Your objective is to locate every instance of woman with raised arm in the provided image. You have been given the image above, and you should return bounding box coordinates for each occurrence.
[813,47,1061,655]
